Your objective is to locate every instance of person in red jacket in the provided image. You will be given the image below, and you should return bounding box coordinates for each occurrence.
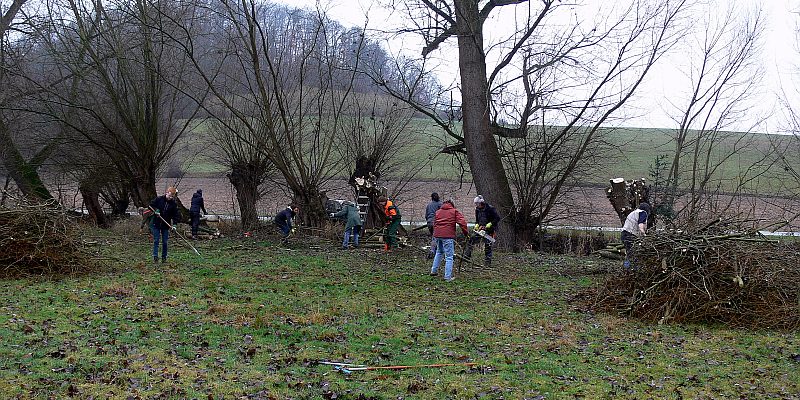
[429,199,469,281]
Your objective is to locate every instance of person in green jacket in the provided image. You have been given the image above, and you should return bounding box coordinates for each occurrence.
[378,195,401,252]
[332,200,363,249]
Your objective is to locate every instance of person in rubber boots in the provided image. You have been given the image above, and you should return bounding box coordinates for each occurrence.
[378,195,401,252]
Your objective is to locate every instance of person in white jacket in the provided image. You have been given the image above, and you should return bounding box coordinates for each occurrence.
[621,203,650,270]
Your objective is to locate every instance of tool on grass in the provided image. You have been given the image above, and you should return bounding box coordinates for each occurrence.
[318,361,366,367]
[149,206,203,258]
[334,362,477,374]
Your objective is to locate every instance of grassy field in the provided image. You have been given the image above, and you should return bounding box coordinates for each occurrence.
[1,224,798,399]
[176,118,791,191]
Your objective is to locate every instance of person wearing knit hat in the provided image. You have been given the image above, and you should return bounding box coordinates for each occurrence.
[189,189,207,238]
[149,187,179,264]
[464,194,500,266]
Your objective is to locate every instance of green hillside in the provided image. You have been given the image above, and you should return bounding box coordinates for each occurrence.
[176,118,791,192]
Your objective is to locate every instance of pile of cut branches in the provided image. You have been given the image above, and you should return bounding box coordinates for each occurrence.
[583,218,800,330]
[0,200,91,276]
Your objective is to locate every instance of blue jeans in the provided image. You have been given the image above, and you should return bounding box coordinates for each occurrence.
[152,227,169,260]
[431,237,455,279]
[343,226,360,247]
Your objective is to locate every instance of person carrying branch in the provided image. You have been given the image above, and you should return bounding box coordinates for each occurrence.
[464,195,500,267]
[377,195,401,252]
[189,189,207,239]
[332,200,362,249]
[149,187,179,264]
[429,198,469,282]
[274,204,299,246]
[621,202,649,271]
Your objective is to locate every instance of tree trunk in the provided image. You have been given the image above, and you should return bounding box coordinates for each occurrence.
[129,174,157,209]
[0,120,54,201]
[227,163,262,231]
[455,0,517,251]
[292,186,328,228]
[79,184,109,228]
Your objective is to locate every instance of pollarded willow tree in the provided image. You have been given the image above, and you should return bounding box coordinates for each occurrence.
[172,0,419,226]
[34,0,206,216]
[379,0,689,250]
[204,113,276,231]
[0,0,56,201]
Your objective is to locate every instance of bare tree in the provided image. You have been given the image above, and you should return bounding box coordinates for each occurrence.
[379,0,687,249]
[337,92,429,226]
[659,2,770,226]
[205,114,275,231]
[34,0,205,216]
[0,0,56,201]
[769,4,800,224]
[174,0,385,226]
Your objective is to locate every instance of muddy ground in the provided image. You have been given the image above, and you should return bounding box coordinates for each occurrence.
[144,176,800,233]
[41,174,798,234]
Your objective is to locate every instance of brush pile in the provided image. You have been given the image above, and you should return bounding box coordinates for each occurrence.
[583,218,800,330]
[0,200,90,276]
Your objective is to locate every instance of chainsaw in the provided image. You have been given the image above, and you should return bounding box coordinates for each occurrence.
[472,227,496,243]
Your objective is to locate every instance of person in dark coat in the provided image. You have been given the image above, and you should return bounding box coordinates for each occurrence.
[425,192,443,259]
[149,187,179,264]
[274,204,299,245]
[464,195,501,266]
[189,189,208,238]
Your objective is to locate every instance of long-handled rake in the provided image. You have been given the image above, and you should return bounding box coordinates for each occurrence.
[149,206,203,258]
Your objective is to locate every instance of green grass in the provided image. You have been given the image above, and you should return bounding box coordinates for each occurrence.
[1,227,798,398]
[176,117,791,193]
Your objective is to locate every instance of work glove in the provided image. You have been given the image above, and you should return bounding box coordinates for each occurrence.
[171,225,177,232]
[485,222,492,229]
[154,210,160,216]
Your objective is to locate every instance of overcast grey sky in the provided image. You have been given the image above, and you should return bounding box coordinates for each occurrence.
[276,0,797,133]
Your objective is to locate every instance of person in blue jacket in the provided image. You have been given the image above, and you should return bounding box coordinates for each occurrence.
[425,192,443,259]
